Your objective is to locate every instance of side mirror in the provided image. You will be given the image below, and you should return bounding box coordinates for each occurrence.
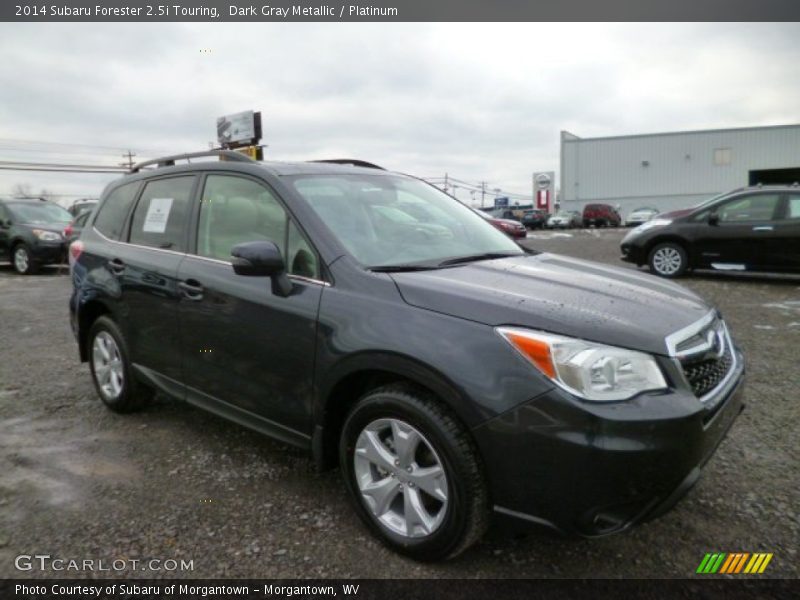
[231,241,293,297]
[708,212,719,226]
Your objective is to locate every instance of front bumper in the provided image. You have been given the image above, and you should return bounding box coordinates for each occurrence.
[620,242,646,265]
[30,240,67,264]
[474,349,745,537]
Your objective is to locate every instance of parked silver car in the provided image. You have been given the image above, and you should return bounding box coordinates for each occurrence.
[546,210,582,229]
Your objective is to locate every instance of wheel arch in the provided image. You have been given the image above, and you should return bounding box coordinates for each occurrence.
[312,352,472,470]
[645,235,693,267]
[77,299,113,362]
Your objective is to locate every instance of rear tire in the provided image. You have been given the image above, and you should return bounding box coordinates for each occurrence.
[88,316,153,413]
[648,242,688,278]
[339,384,489,561]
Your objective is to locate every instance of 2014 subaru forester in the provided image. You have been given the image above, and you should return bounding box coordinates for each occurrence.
[70,151,745,561]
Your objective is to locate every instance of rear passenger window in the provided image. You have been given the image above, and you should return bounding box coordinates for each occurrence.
[93,182,139,241]
[197,175,287,261]
[129,177,194,252]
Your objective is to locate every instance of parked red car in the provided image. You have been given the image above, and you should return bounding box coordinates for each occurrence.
[475,209,527,239]
[583,203,621,227]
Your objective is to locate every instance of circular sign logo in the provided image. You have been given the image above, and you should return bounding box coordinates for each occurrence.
[536,173,551,189]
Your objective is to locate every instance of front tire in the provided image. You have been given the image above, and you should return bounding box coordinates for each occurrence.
[339,384,489,561]
[88,316,153,413]
[648,242,688,278]
[12,243,38,275]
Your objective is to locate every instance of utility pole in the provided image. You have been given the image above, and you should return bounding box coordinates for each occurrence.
[443,173,449,194]
[120,150,136,170]
[479,181,488,208]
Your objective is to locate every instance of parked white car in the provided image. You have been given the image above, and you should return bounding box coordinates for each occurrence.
[625,207,659,227]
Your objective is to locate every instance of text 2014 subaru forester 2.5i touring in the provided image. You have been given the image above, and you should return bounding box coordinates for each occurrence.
[69,151,745,561]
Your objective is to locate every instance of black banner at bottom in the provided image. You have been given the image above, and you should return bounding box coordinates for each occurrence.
[2,579,797,600]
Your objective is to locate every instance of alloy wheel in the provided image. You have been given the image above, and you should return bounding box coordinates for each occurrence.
[92,331,124,400]
[353,418,448,539]
[13,247,29,273]
[652,246,683,275]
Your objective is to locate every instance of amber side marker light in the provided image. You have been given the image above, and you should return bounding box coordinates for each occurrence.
[500,330,556,379]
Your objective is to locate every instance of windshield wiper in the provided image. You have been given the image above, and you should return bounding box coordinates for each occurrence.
[368,264,441,273]
[437,252,520,267]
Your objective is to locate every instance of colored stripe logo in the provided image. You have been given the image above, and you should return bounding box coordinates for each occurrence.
[696,552,773,574]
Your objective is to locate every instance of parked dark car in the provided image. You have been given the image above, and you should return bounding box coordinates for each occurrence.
[583,203,621,227]
[475,209,527,239]
[64,210,92,245]
[521,209,548,229]
[621,186,800,277]
[70,151,744,561]
[68,198,98,217]
[0,197,72,274]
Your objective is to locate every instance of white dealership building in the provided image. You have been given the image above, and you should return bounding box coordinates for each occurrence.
[559,123,800,218]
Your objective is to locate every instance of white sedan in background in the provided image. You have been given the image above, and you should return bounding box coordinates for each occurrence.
[625,207,659,227]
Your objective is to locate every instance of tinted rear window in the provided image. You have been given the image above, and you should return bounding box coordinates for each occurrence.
[94,182,139,241]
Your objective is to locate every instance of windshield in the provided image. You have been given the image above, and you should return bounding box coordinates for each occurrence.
[289,173,523,268]
[692,192,729,209]
[7,202,72,224]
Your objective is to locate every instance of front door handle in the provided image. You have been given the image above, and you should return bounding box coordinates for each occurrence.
[752,226,774,232]
[178,279,204,301]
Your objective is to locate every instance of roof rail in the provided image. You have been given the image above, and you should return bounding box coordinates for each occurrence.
[310,159,386,170]
[129,150,256,173]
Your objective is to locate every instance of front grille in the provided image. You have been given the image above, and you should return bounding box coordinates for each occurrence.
[681,350,733,398]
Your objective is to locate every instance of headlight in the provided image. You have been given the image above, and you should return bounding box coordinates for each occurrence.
[32,229,62,241]
[633,218,672,233]
[497,327,667,401]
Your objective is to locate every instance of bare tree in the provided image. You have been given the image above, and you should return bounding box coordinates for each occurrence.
[12,183,33,198]
[39,188,55,202]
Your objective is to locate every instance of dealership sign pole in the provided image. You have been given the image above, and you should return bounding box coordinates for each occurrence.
[533,171,555,214]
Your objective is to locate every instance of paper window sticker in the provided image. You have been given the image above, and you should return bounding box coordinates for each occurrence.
[142,198,174,233]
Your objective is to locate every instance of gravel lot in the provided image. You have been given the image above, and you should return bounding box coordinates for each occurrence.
[1,228,798,579]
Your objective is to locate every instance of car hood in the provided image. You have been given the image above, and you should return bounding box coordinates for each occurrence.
[496,218,523,226]
[390,253,711,356]
[22,222,68,233]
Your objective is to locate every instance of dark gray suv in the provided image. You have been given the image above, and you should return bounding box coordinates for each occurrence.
[70,151,745,560]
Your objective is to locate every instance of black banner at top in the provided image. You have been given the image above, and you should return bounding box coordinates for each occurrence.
[3,0,800,22]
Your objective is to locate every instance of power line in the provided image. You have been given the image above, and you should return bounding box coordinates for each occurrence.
[0,137,174,155]
[0,166,125,174]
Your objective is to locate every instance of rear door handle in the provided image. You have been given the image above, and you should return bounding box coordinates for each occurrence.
[752,226,774,232]
[178,279,204,301]
[108,258,126,274]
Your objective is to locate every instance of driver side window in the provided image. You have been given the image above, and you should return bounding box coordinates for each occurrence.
[716,194,780,223]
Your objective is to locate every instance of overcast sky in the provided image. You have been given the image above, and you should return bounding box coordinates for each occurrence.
[1,22,799,206]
